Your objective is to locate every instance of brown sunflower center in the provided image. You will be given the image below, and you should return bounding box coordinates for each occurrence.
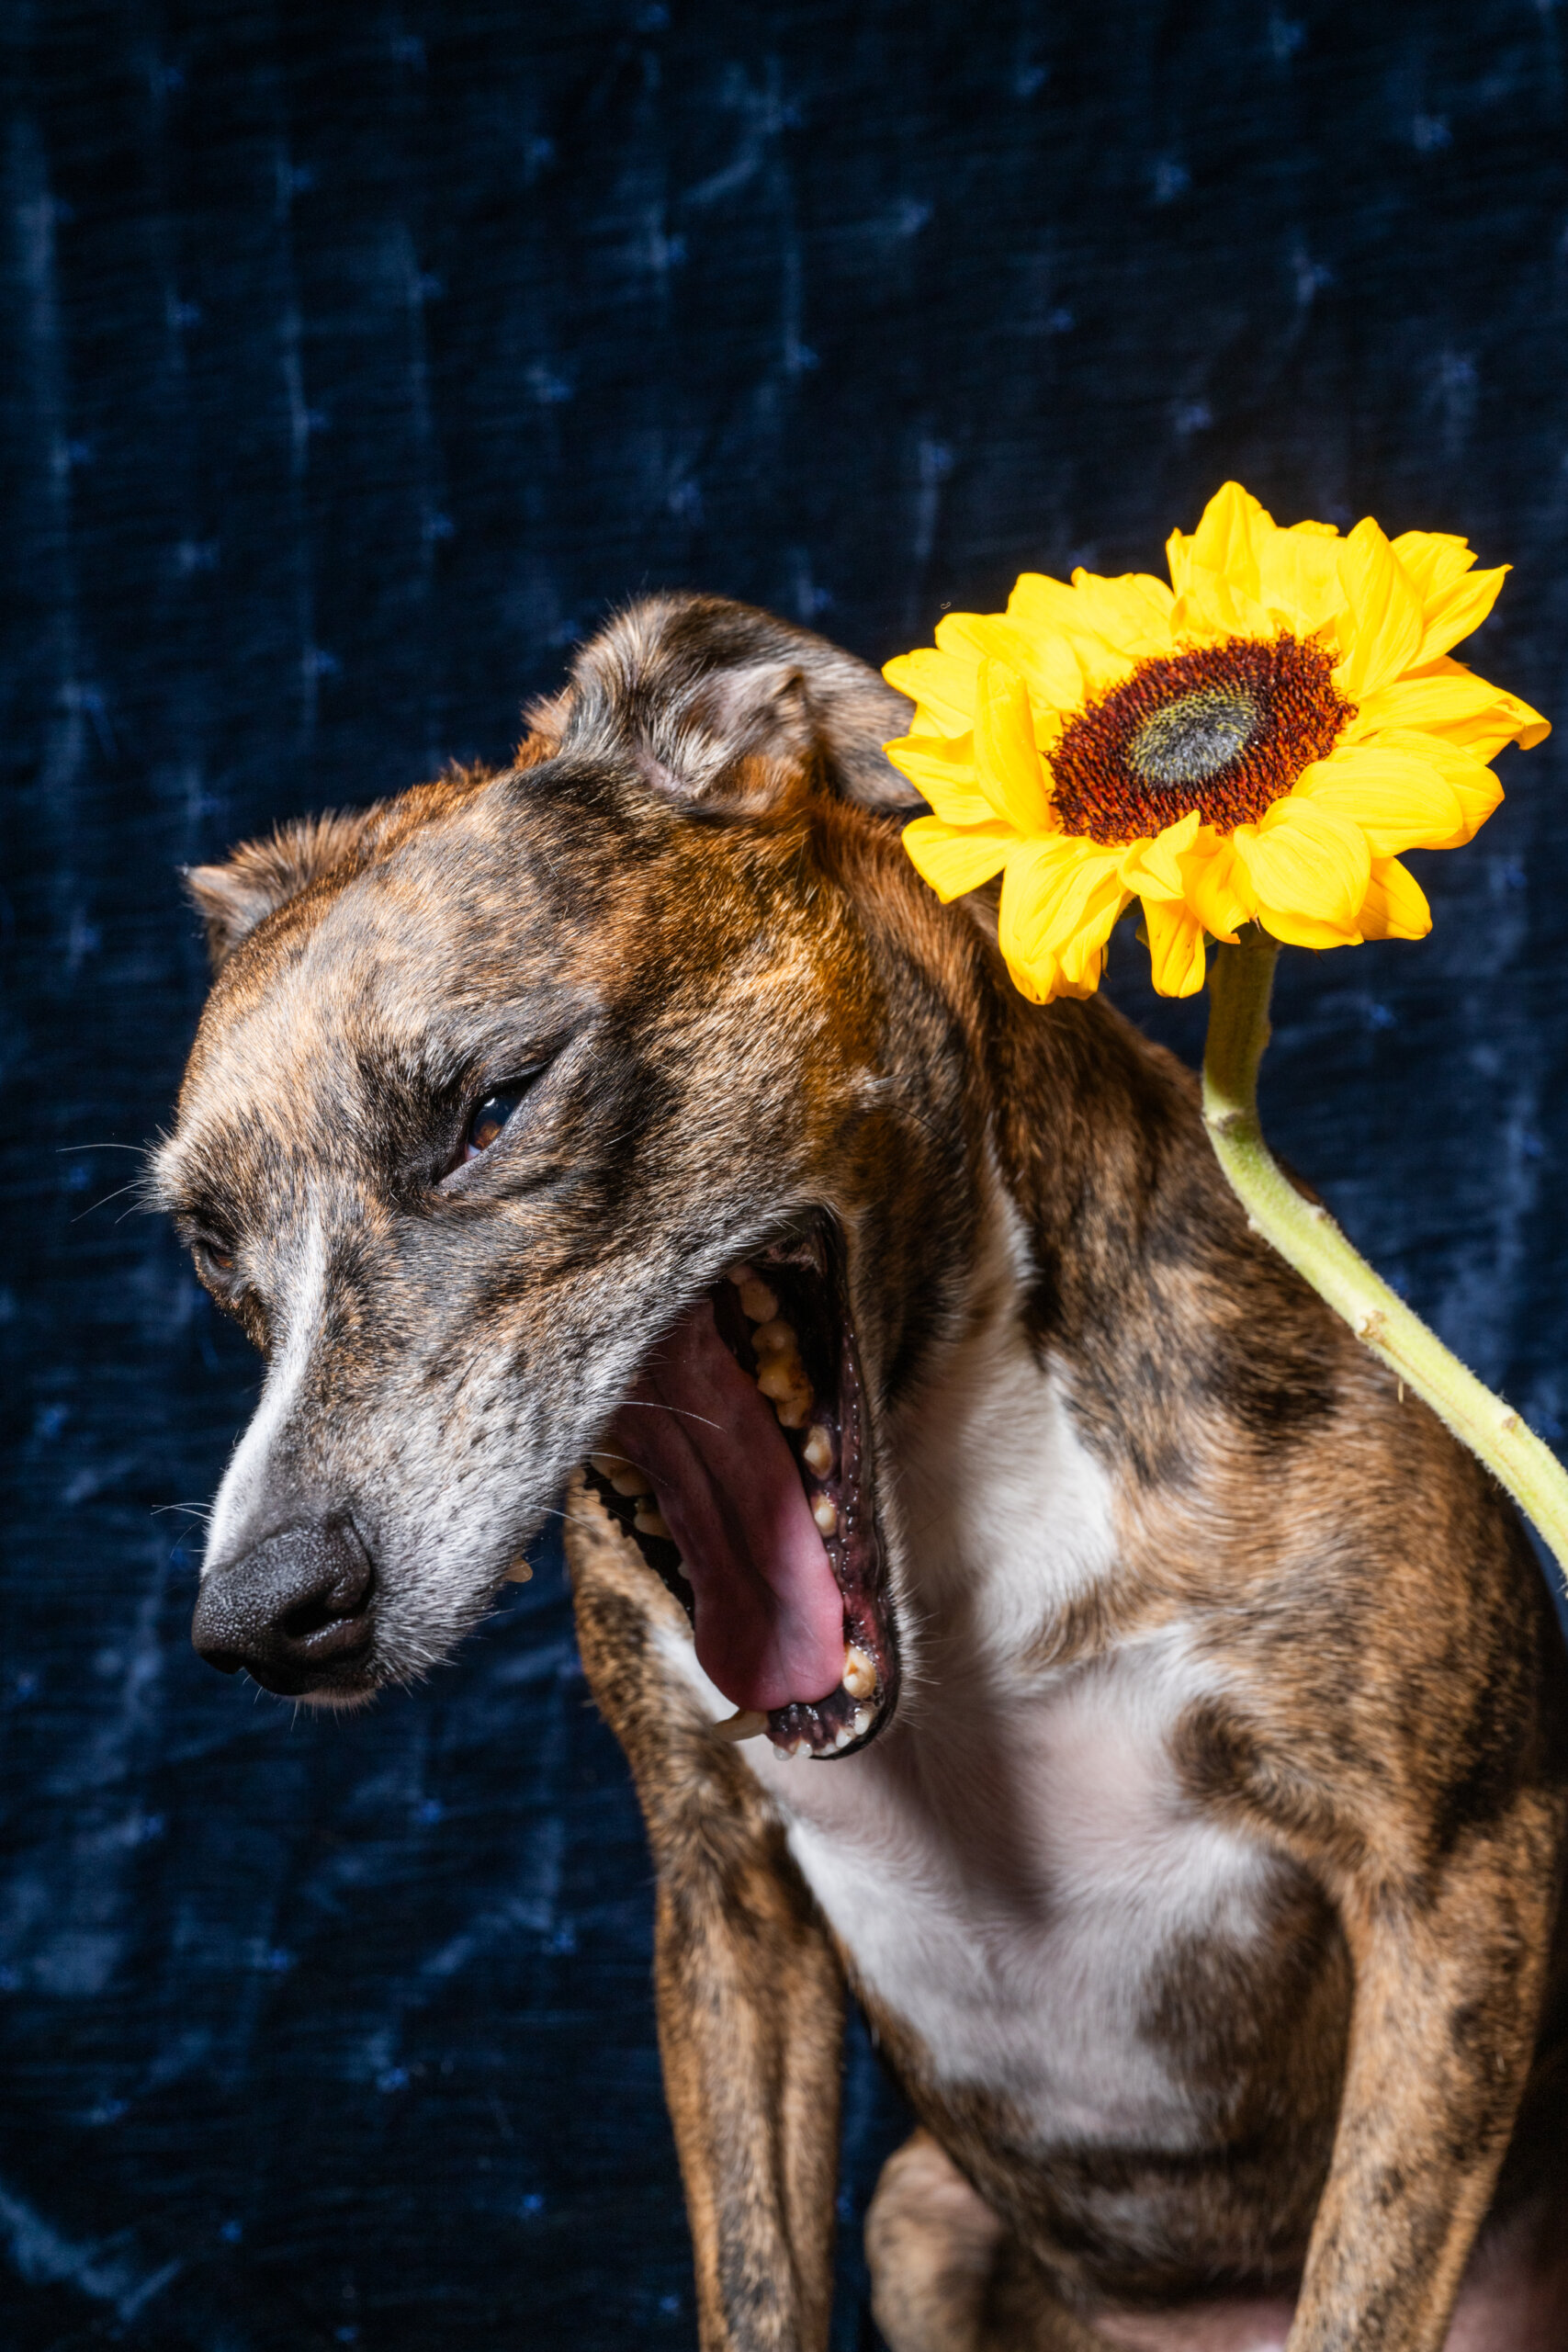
[1126,687,1260,785]
[1048,636,1354,844]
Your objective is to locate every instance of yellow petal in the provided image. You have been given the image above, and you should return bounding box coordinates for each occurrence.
[1231,798,1371,946]
[883,731,998,826]
[1257,524,1346,637]
[1032,704,1066,754]
[908,706,959,739]
[1057,883,1134,989]
[1143,898,1207,996]
[1346,667,1530,744]
[1331,517,1424,699]
[901,817,1011,901]
[982,588,1090,695]
[944,606,1104,706]
[1372,729,1503,845]
[1166,484,1279,640]
[973,662,1055,832]
[1000,952,1057,1005]
[882,648,980,735]
[1179,826,1254,943]
[1358,856,1431,942]
[1382,658,1549,754]
[1292,745,1464,857]
[1170,571,1271,645]
[936,611,1038,670]
[1413,564,1509,665]
[1001,576,1135,696]
[996,838,1080,1001]
[1065,570,1176,658]
[1187,481,1274,598]
[1118,808,1201,900]
[1390,529,1475,605]
[998,839,1129,998]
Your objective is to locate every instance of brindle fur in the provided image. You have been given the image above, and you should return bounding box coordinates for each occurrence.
[157,594,1568,2351]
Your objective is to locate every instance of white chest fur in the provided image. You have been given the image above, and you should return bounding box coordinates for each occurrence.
[758,1634,1278,2150]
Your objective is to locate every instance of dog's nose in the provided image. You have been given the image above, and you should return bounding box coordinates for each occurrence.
[192,1520,375,1693]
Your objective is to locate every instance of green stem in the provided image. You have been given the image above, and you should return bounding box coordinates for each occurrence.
[1201,931,1568,1581]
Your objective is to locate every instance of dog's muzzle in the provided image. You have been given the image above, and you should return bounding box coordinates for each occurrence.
[192,1520,376,1696]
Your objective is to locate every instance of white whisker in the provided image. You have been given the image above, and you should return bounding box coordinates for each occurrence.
[70,1179,146,1224]
[610,1398,728,1434]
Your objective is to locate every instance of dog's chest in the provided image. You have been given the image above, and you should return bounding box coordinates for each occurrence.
[742,1292,1283,2152]
[752,1638,1280,2149]
[655,1253,1291,2154]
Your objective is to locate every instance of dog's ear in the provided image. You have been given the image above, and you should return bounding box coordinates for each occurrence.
[183,810,374,972]
[513,689,571,770]
[559,595,922,820]
[629,654,825,820]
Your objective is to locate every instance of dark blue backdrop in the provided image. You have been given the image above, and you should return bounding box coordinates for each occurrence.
[5,4,1567,2346]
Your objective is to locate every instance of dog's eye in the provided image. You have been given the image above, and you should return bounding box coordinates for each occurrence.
[197,1238,235,1277]
[465,1092,521,1159]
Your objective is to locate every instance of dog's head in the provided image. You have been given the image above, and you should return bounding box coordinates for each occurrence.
[154,595,990,1752]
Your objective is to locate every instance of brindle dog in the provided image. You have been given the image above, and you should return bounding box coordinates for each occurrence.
[156,596,1568,2351]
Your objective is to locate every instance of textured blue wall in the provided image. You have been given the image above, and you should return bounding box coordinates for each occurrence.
[4,4,1566,2346]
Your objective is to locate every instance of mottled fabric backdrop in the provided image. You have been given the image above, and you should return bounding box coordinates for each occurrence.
[4,3,1567,2346]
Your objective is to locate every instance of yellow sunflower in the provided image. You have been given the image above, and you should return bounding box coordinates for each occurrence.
[884,482,1549,1001]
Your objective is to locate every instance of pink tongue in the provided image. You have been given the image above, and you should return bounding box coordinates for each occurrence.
[608,1295,845,1713]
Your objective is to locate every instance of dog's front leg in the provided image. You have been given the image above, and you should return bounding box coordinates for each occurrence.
[650,1801,846,2352]
[568,1479,845,2352]
[1286,1797,1562,2352]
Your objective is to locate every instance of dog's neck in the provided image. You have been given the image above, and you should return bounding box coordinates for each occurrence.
[871,952,1237,1691]
[884,1142,1126,1691]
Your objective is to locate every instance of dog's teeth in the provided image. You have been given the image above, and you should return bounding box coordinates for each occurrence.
[751,1316,812,1433]
[739,1276,780,1324]
[771,1739,799,1762]
[504,1557,534,1583]
[672,1555,691,1582]
[633,1502,671,1541]
[757,1355,806,1404]
[842,1643,875,1699]
[712,1708,768,1742]
[812,1495,839,1536]
[852,1704,873,1736]
[725,1261,755,1287]
[802,1425,834,1477]
[590,1451,654,1498]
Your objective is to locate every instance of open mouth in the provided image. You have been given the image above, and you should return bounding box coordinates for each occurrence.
[583,1220,897,1761]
